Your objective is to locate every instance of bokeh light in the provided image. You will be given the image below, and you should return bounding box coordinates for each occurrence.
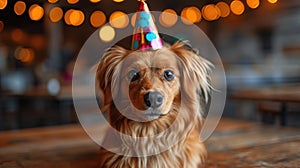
[0,0,7,10]
[90,11,106,28]
[113,0,124,2]
[181,6,201,25]
[64,9,75,25]
[48,0,59,3]
[230,0,245,15]
[131,13,137,27]
[14,47,35,64]
[99,25,115,42]
[216,2,230,18]
[90,0,101,3]
[267,0,277,4]
[29,4,44,21]
[0,21,4,32]
[109,11,129,29]
[11,29,26,43]
[67,0,79,5]
[247,0,260,9]
[14,1,26,16]
[202,4,220,21]
[70,10,85,26]
[49,7,63,22]
[159,9,178,27]
[30,35,45,49]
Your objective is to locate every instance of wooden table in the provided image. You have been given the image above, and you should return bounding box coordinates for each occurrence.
[0,118,299,167]
[230,84,300,125]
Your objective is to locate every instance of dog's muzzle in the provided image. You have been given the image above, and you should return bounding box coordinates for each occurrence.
[144,91,163,109]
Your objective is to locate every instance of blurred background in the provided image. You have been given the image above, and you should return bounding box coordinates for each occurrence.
[0,0,299,130]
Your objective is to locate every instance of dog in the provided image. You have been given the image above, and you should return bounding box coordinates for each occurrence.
[96,41,212,167]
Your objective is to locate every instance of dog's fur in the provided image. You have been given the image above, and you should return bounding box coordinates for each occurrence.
[96,41,211,168]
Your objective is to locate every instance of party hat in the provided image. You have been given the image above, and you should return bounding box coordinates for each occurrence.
[131,0,163,50]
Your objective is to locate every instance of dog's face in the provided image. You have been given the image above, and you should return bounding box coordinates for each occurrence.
[118,49,180,121]
[97,41,211,132]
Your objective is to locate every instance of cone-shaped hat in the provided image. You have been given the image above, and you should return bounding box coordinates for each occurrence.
[131,0,163,50]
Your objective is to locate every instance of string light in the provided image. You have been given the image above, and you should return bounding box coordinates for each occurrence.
[109,11,129,28]
[159,9,178,27]
[49,7,63,23]
[67,0,79,5]
[246,0,260,9]
[230,0,245,15]
[202,4,220,21]
[14,1,26,16]
[181,6,201,25]
[0,0,7,10]
[48,0,59,3]
[14,47,35,63]
[99,25,115,42]
[131,13,137,27]
[11,29,26,43]
[64,9,75,25]
[29,4,44,21]
[90,0,101,3]
[216,2,230,18]
[90,11,106,28]
[69,10,85,26]
[267,0,277,4]
[113,0,124,3]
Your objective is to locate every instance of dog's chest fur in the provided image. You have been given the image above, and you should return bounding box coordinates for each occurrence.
[98,129,206,168]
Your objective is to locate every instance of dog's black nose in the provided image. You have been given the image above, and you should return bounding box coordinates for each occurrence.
[144,91,163,109]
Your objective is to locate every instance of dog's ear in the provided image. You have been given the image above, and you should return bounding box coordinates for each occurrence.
[96,46,129,111]
[170,41,212,100]
[170,41,213,111]
[169,41,212,125]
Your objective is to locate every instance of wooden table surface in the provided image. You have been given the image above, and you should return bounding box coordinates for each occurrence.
[0,118,299,168]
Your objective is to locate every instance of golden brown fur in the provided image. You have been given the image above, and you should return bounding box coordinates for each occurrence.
[96,41,211,168]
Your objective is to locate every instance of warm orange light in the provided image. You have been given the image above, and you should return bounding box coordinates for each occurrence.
[230,0,245,15]
[113,0,124,2]
[64,9,75,25]
[29,4,44,21]
[0,21,4,32]
[110,11,129,29]
[14,47,35,63]
[11,29,26,43]
[48,0,59,3]
[14,1,26,16]
[131,13,137,27]
[30,35,45,49]
[90,0,101,3]
[90,11,106,28]
[99,25,115,42]
[267,0,277,4]
[0,0,7,10]
[159,9,178,27]
[247,0,260,9]
[49,7,63,22]
[216,2,230,18]
[202,4,220,21]
[69,10,85,26]
[67,0,79,4]
[181,6,201,25]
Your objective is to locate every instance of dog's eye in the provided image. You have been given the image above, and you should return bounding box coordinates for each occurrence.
[127,70,140,82]
[163,70,175,81]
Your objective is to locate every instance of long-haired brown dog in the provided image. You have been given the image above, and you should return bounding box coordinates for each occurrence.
[96,41,211,168]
